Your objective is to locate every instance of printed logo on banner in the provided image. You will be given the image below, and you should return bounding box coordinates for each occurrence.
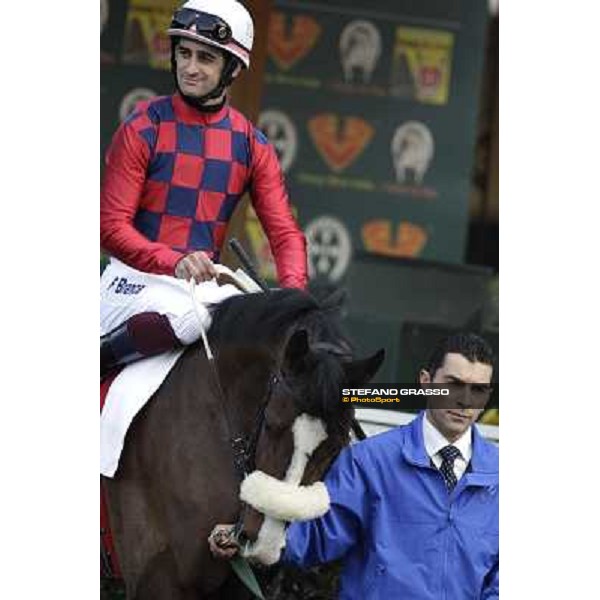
[390,121,434,185]
[101,0,109,35]
[339,20,382,85]
[308,114,374,173]
[305,216,352,282]
[119,88,158,121]
[122,0,174,69]
[258,110,298,173]
[268,12,322,71]
[389,27,454,105]
[362,220,428,258]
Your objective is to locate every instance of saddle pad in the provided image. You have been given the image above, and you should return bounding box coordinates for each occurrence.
[100,278,246,477]
[100,349,185,477]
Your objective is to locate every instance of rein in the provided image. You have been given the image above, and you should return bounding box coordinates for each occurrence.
[188,279,285,534]
[192,295,276,600]
[243,373,280,474]
[231,373,281,542]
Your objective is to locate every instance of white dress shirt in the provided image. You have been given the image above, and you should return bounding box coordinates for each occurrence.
[423,413,472,482]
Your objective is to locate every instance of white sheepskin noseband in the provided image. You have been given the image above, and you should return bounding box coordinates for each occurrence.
[239,413,330,564]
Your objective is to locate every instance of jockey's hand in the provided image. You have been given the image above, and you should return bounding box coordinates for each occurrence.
[208,524,240,560]
[175,251,217,284]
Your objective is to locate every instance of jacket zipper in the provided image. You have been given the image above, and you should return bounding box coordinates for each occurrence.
[442,492,454,600]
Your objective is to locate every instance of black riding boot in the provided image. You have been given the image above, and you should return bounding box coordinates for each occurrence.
[100,312,182,379]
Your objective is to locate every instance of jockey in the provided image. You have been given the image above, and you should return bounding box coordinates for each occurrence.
[100,0,308,378]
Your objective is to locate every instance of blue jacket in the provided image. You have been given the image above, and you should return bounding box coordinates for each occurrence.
[283,412,499,599]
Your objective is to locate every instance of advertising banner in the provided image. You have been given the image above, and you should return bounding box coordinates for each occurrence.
[247,0,489,284]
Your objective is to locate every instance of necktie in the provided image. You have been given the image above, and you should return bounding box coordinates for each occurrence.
[439,445,461,491]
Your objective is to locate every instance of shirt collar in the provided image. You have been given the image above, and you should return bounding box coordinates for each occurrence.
[422,411,473,463]
[172,92,229,125]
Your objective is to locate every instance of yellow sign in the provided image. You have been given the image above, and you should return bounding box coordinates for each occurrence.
[391,27,454,105]
[122,0,180,70]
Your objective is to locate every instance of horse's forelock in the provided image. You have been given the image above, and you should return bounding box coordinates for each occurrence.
[295,351,355,486]
[298,351,350,434]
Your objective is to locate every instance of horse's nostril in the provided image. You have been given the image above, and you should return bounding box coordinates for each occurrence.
[241,529,257,545]
[237,530,249,546]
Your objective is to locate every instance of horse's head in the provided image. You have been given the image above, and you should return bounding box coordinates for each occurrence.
[237,326,384,562]
[208,288,384,561]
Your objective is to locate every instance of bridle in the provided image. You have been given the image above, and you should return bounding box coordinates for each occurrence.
[228,340,353,483]
[191,295,363,542]
[224,340,366,542]
[230,371,283,481]
[227,370,289,543]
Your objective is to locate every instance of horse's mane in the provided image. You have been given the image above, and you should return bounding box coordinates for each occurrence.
[208,289,355,455]
[208,289,348,349]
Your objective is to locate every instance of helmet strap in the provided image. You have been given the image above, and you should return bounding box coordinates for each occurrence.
[171,39,240,113]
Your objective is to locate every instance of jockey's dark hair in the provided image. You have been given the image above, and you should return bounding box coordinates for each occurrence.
[425,332,495,379]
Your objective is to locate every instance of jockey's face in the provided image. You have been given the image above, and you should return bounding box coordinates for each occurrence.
[420,353,493,443]
[175,38,226,99]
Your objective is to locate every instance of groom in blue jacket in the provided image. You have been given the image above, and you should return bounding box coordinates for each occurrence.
[212,332,499,599]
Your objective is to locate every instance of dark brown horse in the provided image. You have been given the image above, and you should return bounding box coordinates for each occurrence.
[102,289,384,599]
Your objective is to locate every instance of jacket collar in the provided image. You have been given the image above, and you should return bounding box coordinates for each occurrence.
[470,422,498,474]
[402,411,498,475]
[172,92,229,125]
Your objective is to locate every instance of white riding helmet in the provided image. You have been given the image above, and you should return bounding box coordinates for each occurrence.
[167,0,254,69]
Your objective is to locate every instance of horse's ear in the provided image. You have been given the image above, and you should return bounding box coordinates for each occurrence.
[284,329,310,370]
[319,288,346,313]
[308,283,347,314]
[343,349,385,386]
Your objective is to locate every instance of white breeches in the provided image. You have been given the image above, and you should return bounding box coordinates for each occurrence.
[100,259,242,344]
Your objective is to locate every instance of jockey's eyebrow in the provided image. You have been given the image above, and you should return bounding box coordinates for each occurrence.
[196,49,219,61]
[177,44,219,61]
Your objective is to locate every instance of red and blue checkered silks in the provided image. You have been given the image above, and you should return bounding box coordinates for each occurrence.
[100,93,307,288]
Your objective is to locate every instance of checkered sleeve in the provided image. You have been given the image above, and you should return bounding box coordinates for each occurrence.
[100,116,184,275]
[249,129,307,289]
